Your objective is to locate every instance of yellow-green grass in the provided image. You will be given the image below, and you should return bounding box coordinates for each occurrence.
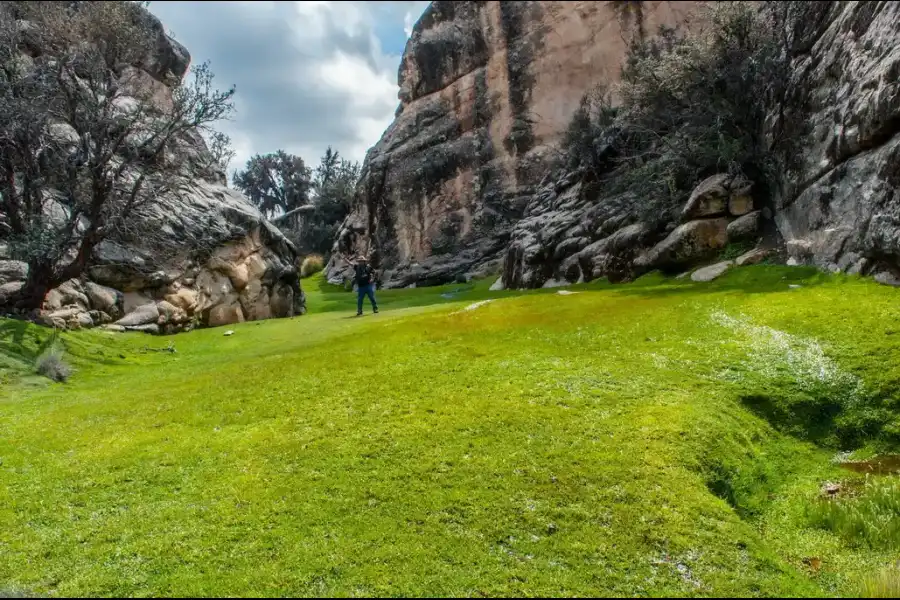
[1,266,899,596]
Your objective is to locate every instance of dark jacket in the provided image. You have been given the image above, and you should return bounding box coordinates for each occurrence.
[354,263,374,287]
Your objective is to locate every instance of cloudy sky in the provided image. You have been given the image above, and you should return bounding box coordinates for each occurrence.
[147,1,429,174]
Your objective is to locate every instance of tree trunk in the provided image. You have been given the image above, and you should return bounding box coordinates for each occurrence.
[11,267,53,312]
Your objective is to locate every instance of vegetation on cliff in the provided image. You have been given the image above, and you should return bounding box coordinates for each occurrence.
[0,1,235,311]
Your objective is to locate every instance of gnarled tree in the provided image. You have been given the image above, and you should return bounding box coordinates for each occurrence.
[0,1,234,311]
[232,150,313,221]
[234,146,359,257]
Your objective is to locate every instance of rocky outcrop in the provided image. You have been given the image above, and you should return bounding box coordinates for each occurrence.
[504,1,900,288]
[0,3,304,331]
[328,1,900,292]
[770,2,900,279]
[326,0,699,288]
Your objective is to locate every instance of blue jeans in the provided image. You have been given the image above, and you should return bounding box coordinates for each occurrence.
[357,283,378,314]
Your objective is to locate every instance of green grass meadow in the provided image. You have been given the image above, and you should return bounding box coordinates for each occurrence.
[1,266,899,597]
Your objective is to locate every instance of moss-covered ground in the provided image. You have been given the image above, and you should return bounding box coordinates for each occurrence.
[1,266,898,597]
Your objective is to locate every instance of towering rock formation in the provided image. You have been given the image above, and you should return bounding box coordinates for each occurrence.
[326,1,698,287]
[0,3,305,333]
[328,1,900,290]
[771,1,900,278]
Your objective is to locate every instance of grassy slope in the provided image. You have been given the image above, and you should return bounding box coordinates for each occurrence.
[1,267,898,597]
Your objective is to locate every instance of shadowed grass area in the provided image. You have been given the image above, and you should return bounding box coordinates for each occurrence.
[1,266,899,596]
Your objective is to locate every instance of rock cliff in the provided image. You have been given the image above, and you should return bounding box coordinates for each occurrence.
[326,0,698,287]
[772,1,900,279]
[0,3,305,333]
[327,1,900,291]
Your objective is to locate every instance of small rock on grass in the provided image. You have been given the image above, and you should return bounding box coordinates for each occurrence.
[822,482,841,496]
[735,247,771,266]
[224,330,235,336]
[691,261,733,282]
[874,271,900,287]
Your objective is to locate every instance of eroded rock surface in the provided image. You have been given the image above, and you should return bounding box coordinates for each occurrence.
[0,4,304,331]
[326,1,900,292]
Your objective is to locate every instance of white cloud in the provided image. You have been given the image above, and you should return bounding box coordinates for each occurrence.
[148,1,428,171]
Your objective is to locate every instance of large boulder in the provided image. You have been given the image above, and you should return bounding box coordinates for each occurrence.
[726,211,762,242]
[634,219,729,272]
[208,302,245,327]
[681,174,754,221]
[691,261,733,282]
[0,261,27,286]
[0,282,24,305]
[735,247,772,267]
[115,303,160,327]
[84,282,123,319]
[44,280,90,312]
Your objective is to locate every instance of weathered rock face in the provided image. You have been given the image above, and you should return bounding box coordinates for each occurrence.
[328,1,900,292]
[770,2,900,279]
[0,4,304,331]
[326,0,699,288]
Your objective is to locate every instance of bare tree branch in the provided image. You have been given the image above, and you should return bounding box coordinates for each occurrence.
[0,1,236,311]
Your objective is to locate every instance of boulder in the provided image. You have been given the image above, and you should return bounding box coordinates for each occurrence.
[123,291,156,315]
[84,282,121,316]
[239,279,272,321]
[0,281,24,304]
[164,287,200,313]
[874,271,900,287]
[691,261,733,282]
[116,303,160,327]
[44,280,89,311]
[126,323,160,335]
[40,315,67,329]
[88,310,112,325]
[681,174,753,221]
[46,307,83,321]
[726,211,761,242]
[208,303,245,327]
[196,269,235,311]
[156,300,188,324]
[735,248,772,267]
[75,312,94,329]
[729,195,754,217]
[0,260,27,285]
[634,218,729,271]
[489,277,504,291]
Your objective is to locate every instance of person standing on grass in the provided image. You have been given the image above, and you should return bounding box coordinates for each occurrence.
[354,255,378,316]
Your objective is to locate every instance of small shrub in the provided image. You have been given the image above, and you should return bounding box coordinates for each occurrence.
[860,566,900,598]
[721,241,755,261]
[300,254,325,278]
[806,477,900,551]
[34,346,71,383]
